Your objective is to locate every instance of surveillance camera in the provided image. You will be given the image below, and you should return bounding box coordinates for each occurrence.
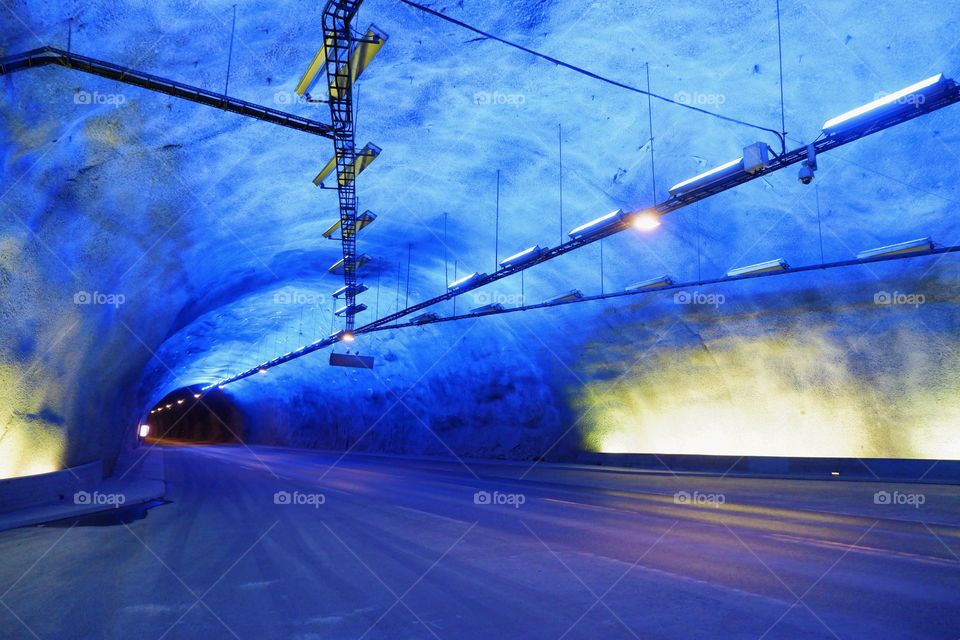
[797,142,817,185]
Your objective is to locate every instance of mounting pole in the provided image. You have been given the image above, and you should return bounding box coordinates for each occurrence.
[224,4,237,96]
[776,0,787,141]
[67,18,73,53]
[405,243,412,307]
[816,185,825,265]
[646,62,657,204]
[558,123,564,245]
[495,169,500,270]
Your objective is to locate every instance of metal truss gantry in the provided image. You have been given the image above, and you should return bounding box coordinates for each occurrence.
[0,47,335,138]
[321,0,364,333]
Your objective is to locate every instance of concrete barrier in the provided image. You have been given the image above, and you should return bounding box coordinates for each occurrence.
[0,461,103,513]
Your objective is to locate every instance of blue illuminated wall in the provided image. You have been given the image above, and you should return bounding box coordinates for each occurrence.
[0,0,958,477]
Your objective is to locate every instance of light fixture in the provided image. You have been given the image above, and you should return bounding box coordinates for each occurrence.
[177,399,184,405]
[625,275,674,292]
[822,73,953,135]
[726,258,788,277]
[258,368,268,375]
[312,152,339,186]
[313,144,382,188]
[335,302,368,317]
[668,157,744,197]
[329,24,389,100]
[329,254,371,274]
[332,283,369,298]
[857,236,933,260]
[341,331,356,342]
[544,289,584,305]
[193,393,201,399]
[323,210,377,240]
[742,142,772,174]
[632,212,661,231]
[138,424,150,438]
[499,245,545,269]
[295,36,334,96]
[411,312,439,325]
[448,272,487,291]
[165,404,172,409]
[470,302,504,315]
[149,409,155,414]
[568,209,627,240]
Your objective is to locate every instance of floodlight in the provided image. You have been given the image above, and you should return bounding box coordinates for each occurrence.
[726,258,788,277]
[295,36,334,96]
[625,275,673,292]
[499,245,545,269]
[568,209,627,240]
[470,302,504,315]
[332,283,369,298]
[335,302,368,317]
[329,254,371,274]
[633,212,661,231]
[411,312,439,325]
[544,289,583,305]
[323,210,377,239]
[857,237,933,260]
[448,272,487,291]
[668,157,744,197]
[329,24,389,99]
[822,74,953,135]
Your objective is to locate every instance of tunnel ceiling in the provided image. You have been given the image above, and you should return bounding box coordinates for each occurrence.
[1,0,958,476]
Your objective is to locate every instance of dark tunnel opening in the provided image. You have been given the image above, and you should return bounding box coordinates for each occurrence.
[146,388,245,444]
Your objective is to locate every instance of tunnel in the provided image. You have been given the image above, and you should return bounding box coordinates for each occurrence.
[146,389,245,444]
[1,1,959,639]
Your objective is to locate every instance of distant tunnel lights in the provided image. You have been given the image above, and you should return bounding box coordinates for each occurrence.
[568,209,627,240]
[822,74,953,135]
[499,245,545,269]
[726,258,788,277]
[448,272,487,291]
[857,237,933,260]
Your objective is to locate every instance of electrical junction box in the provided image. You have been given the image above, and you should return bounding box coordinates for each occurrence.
[742,142,771,174]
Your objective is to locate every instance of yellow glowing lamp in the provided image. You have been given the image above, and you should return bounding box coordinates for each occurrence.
[295,37,335,97]
[340,143,381,186]
[322,210,377,239]
[313,152,339,186]
[329,24,388,99]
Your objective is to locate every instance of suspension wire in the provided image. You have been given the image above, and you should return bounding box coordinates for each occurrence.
[405,243,412,308]
[776,0,787,140]
[224,4,237,96]
[646,62,657,204]
[401,0,785,153]
[815,185,825,265]
[558,123,564,245]
[495,169,500,269]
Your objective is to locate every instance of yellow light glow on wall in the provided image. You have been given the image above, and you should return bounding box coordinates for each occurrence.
[578,314,960,460]
[0,363,65,478]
